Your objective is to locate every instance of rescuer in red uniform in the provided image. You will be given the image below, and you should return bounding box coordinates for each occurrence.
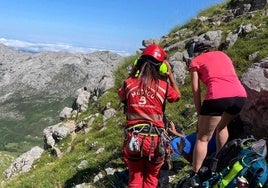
[118,44,181,188]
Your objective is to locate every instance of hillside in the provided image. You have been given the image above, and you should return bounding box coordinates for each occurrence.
[0,45,123,155]
[1,0,268,187]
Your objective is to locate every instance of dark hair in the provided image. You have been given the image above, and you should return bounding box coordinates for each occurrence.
[193,40,214,54]
[130,56,163,94]
[130,56,162,78]
[186,40,215,57]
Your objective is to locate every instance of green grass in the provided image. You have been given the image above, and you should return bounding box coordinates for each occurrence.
[0,95,74,154]
[2,115,125,188]
[0,151,15,180]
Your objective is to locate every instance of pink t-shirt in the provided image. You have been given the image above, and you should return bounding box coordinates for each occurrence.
[189,51,247,100]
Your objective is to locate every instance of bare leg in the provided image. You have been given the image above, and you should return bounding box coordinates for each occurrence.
[192,115,221,172]
[216,112,235,152]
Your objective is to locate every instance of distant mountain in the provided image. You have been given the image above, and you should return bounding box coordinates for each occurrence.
[0,38,131,55]
[0,44,123,153]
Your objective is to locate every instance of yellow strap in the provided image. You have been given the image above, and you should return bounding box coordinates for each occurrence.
[132,123,150,128]
[139,133,159,136]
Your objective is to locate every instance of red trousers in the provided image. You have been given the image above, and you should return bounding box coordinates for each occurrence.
[123,132,165,188]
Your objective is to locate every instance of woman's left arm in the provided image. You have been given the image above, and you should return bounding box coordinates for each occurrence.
[191,70,201,115]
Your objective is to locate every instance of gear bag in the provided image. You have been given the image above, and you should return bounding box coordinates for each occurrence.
[201,138,268,188]
[202,147,268,188]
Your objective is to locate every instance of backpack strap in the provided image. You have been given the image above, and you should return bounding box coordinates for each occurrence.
[247,159,268,187]
[162,80,169,113]
[240,149,268,187]
[162,80,169,130]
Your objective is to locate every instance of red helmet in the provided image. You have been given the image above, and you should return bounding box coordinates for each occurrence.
[142,44,167,62]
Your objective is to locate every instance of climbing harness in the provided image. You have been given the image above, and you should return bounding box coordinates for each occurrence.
[126,123,170,161]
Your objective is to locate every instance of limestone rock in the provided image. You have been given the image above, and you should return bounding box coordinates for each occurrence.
[241,58,268,138]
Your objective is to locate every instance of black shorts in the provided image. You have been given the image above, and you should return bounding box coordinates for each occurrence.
[200,97,247,116]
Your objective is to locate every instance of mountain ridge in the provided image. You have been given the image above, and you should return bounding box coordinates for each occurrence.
[0,44,123,154]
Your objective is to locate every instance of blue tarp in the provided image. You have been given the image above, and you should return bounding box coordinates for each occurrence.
[170,133,216,158]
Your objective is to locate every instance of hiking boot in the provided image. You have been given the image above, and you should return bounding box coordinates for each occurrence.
[189,174,200,187]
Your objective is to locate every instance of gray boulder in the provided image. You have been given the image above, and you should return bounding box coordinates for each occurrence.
[43,121,76,148]
[241,57,268,138]
[3,146,44,179]
[59,107,73,120]
[75,88,91,112]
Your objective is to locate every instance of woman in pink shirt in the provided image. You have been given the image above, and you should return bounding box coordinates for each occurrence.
[186,40,247,187]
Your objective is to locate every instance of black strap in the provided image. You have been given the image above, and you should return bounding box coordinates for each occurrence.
[162,80,168,113]
[162,81,169,129]
[140,135,145,157]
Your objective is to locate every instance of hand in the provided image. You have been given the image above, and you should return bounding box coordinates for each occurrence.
[164,60,172,76]
[169,120,176,130]
[168,121,185,137]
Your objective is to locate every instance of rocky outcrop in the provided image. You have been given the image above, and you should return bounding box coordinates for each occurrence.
[42,90,117,158]
[241,58,268,138]
[0,47,122,97]
[0,45,123,120]
[59,87,91,120]
[3,146,44,179]
[228,0,268,13]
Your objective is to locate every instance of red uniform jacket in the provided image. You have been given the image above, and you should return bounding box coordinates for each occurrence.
[118,77,180,128]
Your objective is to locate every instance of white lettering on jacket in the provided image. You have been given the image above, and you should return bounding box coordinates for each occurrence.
[131,89,155,99]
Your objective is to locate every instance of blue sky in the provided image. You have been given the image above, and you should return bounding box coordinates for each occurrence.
[0,0,226,55]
